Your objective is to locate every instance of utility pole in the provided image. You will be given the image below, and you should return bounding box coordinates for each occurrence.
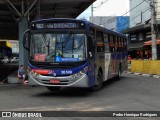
[90,0,109,23]
[150,0,157,60]
[91,4,94,22]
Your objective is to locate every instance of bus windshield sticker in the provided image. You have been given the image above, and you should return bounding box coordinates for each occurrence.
[61,58,79,62]
[55,56,79,62]
[55,56,62,62]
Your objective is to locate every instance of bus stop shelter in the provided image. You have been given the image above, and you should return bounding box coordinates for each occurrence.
[0,0,95,68]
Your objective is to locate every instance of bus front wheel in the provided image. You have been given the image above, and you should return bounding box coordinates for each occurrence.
[90,72,103,92]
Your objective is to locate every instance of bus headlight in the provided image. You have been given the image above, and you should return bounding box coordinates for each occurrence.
[31,70,39,77]
[71,67,88,78]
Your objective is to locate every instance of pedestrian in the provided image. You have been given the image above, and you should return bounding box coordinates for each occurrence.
[17,65,26,84]
[127,55,132,61]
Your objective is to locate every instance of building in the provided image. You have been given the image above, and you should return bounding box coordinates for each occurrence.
[0,41,12,58]
[122,0,160,59]
[0,40,19,58]
[7,40,19,54]
[90,16,129,32]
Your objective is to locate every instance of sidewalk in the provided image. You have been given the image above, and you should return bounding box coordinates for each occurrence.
[7,71,18,84]
[7,71,28,85]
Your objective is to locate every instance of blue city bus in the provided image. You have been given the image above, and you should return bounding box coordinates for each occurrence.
[23,18,127,91]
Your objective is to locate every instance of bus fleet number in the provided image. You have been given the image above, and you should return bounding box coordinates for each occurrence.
[61,70,72,74]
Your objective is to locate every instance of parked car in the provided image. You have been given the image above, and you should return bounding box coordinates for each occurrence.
[10,57,19,63]
[1,57,9,63]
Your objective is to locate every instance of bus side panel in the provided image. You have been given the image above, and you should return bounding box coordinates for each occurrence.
[104,53,111,81]
[107,52,127,80]
[107,53,120,80]
[107,53,115,80]
[121,52,128,72]
[95,53,105,81]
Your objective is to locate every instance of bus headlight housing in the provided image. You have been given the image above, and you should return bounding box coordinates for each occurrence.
[71,67,88,78]
[31,69,39,77]
[30,69,50,77]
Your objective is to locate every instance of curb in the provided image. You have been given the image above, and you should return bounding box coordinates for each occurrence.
[124,71,160,79]
[142,74,151,77]
[152,75,160,78]
[134,73,141,75]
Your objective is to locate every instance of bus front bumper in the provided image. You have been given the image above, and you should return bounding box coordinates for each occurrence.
[28,72,89,87]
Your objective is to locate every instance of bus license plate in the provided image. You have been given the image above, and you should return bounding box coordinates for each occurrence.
[50,79,60,84]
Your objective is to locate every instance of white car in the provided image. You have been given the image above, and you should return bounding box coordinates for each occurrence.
[2,57,9,63]
[10,57,19,63]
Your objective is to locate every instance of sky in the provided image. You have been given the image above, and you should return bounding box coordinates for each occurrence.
[77,0,129,20]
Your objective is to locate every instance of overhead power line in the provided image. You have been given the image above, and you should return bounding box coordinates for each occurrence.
[121,1,145,16]
[91,0,109,22]
[117,9,151,28]
[95,0,109,10]
[97,1,153,28]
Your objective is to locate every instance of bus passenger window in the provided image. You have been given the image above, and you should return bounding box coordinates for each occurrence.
[104,43,109,52]
[114,36,117,52]
[97,42,104,52]
[118,37,121,52]
[109,35,115,52]
[97,46,104,52]
[104,33,108,42]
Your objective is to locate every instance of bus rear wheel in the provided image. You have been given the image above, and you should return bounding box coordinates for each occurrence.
[90,72,103,92]
[46,86,61,91]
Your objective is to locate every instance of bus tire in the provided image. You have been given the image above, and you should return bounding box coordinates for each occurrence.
[46,87,61,91]
[90,72,103,92]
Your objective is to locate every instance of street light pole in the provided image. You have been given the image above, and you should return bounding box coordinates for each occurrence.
[91,4,94,22]
[150,0,157,60]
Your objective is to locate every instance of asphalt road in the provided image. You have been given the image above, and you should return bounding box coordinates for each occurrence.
[0,73,160,119]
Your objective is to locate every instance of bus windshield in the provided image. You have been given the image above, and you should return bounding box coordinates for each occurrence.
[30,33,87,62]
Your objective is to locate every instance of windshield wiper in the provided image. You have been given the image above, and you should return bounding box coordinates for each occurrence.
[42,34,50,46]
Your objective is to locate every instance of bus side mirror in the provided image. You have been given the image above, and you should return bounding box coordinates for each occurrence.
[89,52,93,59]
[23,29,30,51]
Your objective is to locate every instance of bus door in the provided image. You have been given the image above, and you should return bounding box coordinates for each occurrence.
[88,28,96,87]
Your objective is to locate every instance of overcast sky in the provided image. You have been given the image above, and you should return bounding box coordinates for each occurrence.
[77,0,129,20]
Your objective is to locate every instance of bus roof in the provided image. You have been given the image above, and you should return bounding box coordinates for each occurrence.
[80,19,126,38]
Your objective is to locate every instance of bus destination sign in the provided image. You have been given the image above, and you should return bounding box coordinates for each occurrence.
[32,22,85,30]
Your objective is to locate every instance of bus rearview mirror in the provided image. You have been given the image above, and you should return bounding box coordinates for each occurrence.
[89,52,93,58]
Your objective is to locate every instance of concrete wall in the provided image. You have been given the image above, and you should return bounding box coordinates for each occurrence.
[130,0,160,28]
[156,0,160,20]
[91,16,129,32]
[8,40,19,54]
[91,16,116,31]
[130,0,150,27]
